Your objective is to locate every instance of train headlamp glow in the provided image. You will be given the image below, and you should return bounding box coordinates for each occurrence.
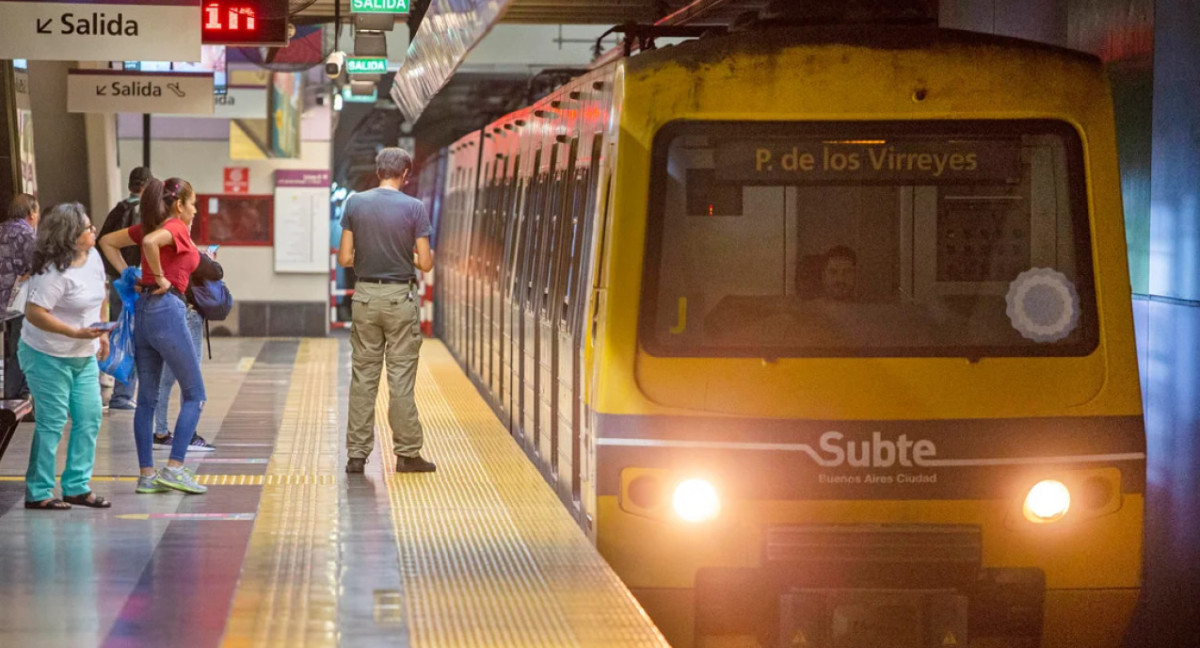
[1023,480,1071,523]
[672,479,720,522]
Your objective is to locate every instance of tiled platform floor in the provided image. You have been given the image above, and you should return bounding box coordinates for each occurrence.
[0,338,667,648]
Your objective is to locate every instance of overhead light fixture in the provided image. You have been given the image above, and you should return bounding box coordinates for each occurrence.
[354,13,395,31]
[354,32,387,57]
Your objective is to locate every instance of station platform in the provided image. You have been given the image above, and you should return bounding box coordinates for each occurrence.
[0,338,668,648]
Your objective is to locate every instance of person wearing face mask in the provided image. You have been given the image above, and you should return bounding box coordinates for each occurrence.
[98,177,208,496]
[19,203,110,510]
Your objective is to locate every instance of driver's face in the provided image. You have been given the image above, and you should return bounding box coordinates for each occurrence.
[822,257,857,301]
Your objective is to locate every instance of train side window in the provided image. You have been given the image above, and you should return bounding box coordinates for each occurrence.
[495,157,508,280]
[530,144,559,309]
[523,172,542,309]
[514,149,541,301]
[548,138,579,322]
[572,133,606,331]
[502,154,523,294]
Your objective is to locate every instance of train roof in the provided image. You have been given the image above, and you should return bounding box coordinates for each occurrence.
[624,24,1104,75]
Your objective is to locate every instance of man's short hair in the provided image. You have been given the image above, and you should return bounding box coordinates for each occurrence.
[376,147,413,180]
[4,193,37,223]
[128,166,153,193]
[825,245,857,266]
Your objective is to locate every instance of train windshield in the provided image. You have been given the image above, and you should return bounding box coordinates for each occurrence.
[641,120,1099,358]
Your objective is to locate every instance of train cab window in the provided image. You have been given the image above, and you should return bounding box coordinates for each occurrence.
[641,120,1098,358]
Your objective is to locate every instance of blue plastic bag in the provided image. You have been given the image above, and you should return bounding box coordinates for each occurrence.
[98,267,140,385]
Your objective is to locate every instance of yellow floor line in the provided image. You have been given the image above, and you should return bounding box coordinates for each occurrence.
[374,339,668,648]
[0,475,337,486]
[220,338,341,648]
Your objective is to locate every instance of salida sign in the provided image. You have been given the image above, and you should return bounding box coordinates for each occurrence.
[0,1,202,62]
[38,11,141,36]
[67,70,214,115]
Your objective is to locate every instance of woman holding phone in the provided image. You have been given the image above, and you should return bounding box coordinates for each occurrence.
[19,203,110,510]
[99,177,208,495]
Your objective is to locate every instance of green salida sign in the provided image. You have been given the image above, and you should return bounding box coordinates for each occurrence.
[347,57,388,75]
[351,0,410,13]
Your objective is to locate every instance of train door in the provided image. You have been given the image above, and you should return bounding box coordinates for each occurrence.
[540,139,578,488]
[500,152,523,429]
[562,133,603,512]
[527,143,559,462]
[486,154,505,399]
[582,132,617,535]
[478,160,498,389]
[515,147,544,449]
[446,164,463,357]
[465,161,487,378]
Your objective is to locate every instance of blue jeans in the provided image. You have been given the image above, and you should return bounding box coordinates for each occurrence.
[134,293,205,466]
[18,342,103,501]
[109,285,137,405]
[155,307,204,437]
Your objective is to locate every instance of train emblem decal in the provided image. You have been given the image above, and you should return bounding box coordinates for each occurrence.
[1006,268,1081,342]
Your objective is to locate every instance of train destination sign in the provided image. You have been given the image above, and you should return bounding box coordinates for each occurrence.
[0,1,202,62]
[351,0,410,13]
[715,139,1021,183]
[67,70,214,115]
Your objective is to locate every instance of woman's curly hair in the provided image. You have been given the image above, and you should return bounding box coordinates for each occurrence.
[31,202,90,275]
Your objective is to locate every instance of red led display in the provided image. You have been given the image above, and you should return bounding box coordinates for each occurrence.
[201,0,289,47]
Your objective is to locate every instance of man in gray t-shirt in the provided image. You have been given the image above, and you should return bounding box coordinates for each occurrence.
[338,147,435,474]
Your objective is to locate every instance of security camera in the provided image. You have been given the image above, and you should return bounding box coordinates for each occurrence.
[325,51,346,80]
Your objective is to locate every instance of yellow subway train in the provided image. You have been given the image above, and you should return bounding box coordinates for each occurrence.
[419,13,1144,648]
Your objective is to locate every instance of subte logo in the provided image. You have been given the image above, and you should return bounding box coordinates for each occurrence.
[816,431,937,468]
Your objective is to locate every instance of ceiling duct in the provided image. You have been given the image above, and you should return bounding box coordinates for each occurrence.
[389,0,515,123]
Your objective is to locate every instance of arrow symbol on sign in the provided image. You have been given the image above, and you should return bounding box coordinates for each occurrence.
[96,85,108,96]
[36,18,53,33]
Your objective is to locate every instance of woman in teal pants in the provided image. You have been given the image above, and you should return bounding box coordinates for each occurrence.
[19,203,110,510]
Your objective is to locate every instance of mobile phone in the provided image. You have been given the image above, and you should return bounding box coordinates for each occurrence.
[207,244,220,255]
[88,322,118,332]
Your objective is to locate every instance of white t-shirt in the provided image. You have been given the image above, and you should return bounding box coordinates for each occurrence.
[22,249,107,358]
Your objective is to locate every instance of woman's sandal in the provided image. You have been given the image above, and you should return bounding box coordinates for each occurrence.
[62,492,112,508]
[24,498,71,510]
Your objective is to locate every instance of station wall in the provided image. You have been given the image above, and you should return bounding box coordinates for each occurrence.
[116,108,333,337]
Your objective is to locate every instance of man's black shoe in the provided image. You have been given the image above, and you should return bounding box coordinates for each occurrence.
[396,455,436,473]
[346,457,367,473]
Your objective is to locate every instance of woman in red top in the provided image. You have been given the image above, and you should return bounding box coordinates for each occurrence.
[98,177,207,495]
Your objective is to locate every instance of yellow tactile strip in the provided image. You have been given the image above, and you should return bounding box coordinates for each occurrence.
[375,340,669,648]
[0,475,337,486]
[221,338,342,648]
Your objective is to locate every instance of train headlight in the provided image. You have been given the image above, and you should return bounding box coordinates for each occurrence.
[672,478,720,522]
[1023,479,1071,523]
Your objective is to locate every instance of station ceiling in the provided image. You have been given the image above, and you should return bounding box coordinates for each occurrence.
[296,0,687,25]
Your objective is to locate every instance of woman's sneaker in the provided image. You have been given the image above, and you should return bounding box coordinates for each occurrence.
[153,434,173,450]
[188,435,216,452]
[136,472,169,494]
[155,466,207,494]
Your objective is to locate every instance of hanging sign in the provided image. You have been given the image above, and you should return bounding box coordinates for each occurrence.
[346,57,387,75]
[0,1,202,62]
[201,0,290,47]
[351,0,410,13]
[67,70,214,114]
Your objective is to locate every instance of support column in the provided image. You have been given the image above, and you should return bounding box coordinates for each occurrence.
[85,112,121,222]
